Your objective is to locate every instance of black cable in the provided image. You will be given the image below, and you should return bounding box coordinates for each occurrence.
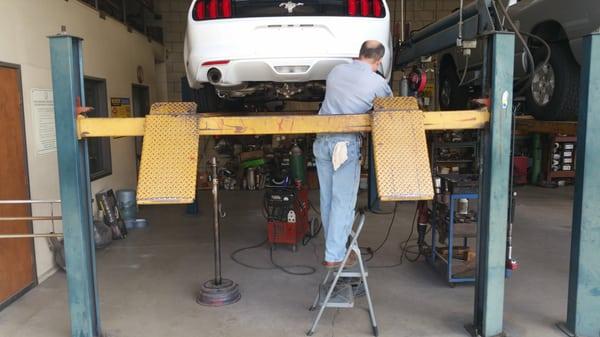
[400,204,420,263]
[368,203,422,268]
[361,202,399,262]
[269,246,316,275]
[230,239,276,270]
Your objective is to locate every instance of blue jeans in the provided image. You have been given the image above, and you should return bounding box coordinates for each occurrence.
[313,134,361,262]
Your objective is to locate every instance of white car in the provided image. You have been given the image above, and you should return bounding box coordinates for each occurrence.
[184,0,393,102]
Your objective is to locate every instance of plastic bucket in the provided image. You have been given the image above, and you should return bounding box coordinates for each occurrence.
[116,189,137,220]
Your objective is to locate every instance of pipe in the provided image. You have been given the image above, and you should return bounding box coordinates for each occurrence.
[0,216,62,221]
[400,0,405,42]
[0,200,60,204]
[0,233,63,239]
[211,157,222,285]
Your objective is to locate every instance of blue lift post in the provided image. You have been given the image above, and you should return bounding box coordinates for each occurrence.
[48,34,100,337]
[469,32,515,337]
[561,33,600,337]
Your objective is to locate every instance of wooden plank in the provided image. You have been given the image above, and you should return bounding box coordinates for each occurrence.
[78,110,490,138]
[516,117,577,135]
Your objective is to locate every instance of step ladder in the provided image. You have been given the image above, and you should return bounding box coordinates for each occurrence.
[307,211,378,336]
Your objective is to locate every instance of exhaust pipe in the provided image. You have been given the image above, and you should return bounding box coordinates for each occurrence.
[207,68,222,84]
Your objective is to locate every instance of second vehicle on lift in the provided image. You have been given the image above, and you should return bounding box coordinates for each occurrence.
[437,0,600,120]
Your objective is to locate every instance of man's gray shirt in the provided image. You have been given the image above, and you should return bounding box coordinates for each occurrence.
[319,60,393,116]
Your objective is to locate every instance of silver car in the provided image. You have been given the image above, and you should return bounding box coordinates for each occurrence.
[438,0,600,120]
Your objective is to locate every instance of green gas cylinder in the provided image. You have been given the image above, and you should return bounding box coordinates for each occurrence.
[290,143,306,184]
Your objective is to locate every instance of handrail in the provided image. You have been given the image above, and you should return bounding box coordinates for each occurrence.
[0,200,64,239]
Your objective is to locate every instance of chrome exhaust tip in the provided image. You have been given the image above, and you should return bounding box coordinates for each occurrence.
[207,68,222,84]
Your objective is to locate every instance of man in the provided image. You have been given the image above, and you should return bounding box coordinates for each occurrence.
[314,40,392,269]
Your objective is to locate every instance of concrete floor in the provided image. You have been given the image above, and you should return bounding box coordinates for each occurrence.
[0,186,573,337]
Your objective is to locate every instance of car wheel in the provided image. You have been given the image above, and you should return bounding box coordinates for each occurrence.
[526,42,580,121]
[438,61,468,110]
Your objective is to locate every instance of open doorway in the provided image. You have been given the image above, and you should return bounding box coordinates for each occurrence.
[132,84,150,172]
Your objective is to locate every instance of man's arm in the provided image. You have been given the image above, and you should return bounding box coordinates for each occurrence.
[377,81,393,97]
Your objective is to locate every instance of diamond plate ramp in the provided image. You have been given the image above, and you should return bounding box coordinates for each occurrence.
[371,97,433,201]
[137,102,199,205]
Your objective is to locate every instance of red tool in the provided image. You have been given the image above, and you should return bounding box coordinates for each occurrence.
[266,182,310,251]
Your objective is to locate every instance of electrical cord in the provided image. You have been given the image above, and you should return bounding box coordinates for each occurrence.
[368,203,424,268]
[230,239,276,270]
[362,202,399,262]
[269,246,316,275]
[230,238,317,275]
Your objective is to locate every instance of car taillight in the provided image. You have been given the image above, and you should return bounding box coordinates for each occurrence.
[222,0,231,17]
[193,0,205,20]
[192,0,232,21]
[347,0,356,16]
[360,0,370,16]
[373,0,383,17]
[347,0,384,18]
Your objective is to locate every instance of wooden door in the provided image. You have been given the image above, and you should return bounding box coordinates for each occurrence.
[0,65,36,308]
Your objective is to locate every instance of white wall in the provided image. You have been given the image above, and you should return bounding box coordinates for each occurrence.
[0,0,167,281]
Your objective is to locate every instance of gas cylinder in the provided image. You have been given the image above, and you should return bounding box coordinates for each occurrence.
[290,143,306,184]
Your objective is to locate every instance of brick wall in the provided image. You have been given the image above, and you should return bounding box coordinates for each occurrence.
[156,0,189,100]
[388,0,473,33]
[157,0,470,100]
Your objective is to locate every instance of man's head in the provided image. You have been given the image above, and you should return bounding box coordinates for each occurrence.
[358,40,385,72]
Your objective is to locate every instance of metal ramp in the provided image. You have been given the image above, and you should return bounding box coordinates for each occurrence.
[371,97,434,201]
[136,102,199,205]
[135,97,433,206]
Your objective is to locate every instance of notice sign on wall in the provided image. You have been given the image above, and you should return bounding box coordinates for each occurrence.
[31,89,56,154]
[111,97,132,118]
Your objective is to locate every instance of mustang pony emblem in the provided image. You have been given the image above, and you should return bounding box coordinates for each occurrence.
[279,1,304,14]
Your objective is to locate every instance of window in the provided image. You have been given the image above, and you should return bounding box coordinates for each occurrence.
[84,78,112,180]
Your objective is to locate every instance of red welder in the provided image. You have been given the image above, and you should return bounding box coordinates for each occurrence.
[265,183,311,252]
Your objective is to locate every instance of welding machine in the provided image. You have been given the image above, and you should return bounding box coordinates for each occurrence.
[264,183,310,251]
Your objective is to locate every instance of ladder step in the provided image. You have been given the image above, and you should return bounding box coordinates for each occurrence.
[340,263,368,278]
[319,283,354,308]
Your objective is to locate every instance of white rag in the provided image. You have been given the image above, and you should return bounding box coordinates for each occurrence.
[332,141,348,171]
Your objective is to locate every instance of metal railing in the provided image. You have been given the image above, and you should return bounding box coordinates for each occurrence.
[0,200,64,239]
[78,0,163,44]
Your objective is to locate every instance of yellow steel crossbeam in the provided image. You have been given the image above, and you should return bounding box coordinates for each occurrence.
[77,109,489,138]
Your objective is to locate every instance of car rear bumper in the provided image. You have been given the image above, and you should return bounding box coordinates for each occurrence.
[189,57,354,87]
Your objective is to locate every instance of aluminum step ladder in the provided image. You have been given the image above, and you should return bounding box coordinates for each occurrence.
[307,211,378,336]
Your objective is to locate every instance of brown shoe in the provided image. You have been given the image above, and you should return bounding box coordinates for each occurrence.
[322,260,342,269]
[322,251,358,269]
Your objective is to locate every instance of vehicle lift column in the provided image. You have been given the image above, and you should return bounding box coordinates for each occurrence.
[48,34,101,337]
[47,32,599,337]
[558,32,600,337]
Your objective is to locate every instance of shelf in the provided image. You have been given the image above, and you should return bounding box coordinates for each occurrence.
[435,160,474,163]
[435,141,479,148]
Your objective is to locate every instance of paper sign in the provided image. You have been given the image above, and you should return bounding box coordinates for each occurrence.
[31,89,56,154]
[111,97,132,118]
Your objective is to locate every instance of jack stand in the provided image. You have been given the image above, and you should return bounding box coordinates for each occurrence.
[197,157,241,306]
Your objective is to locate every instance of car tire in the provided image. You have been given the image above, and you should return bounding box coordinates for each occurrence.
[438,61,468,110]
[526,42,580,121]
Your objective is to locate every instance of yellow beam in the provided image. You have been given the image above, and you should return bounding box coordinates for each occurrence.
[77,110,489,138]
